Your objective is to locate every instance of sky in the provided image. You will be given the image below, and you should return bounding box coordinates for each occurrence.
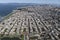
[0,0,60,4]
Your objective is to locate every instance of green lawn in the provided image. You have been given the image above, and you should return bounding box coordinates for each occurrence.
[21,34,24,40]
[4,12,13,20]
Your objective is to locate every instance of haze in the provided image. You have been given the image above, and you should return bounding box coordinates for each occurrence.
[0,0,60,4]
